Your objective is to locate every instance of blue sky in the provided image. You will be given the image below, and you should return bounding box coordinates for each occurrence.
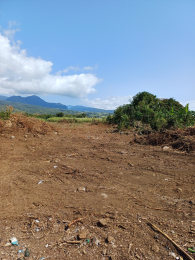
[0,0,195,110]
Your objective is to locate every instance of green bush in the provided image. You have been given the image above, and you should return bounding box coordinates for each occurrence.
[107,92,195,131]
[55,112,64,117]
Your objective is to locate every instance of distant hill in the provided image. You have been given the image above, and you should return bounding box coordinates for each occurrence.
[3,95,114,114]
[0,95,8,101]
[67,105,114,114]
[0,100,111,117]
[6,95,68,110]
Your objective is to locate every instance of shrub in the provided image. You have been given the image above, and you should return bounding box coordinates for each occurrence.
[107,92,195,131]
[55,112,64,117]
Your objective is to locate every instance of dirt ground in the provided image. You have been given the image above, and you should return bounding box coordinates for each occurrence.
[0,117,195,260]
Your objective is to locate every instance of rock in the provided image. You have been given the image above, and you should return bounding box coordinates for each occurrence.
[92,236,100,245]
[82,249,86,254]
[102,249,107,255]
[101,193,108,198]
[78,230,87,239]
[10,136,15,139]
[163,146,170,151]
[106,235,114,243]
[151,245,159,253]
[169,252,176,258]
[120,151,127,154]
[98,218,107,227]
[120,132,124,134]
[77,187,86,192]
[176,188,182,192]
[24,135,28,138]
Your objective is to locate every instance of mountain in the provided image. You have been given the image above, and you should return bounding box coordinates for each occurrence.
[0,95,9,101]
[6,95,68,110]
[5,95,114,114]
[67,105,114,114]
[0,100,111,117]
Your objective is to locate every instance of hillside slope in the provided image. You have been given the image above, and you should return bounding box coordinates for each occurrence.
[6,95,68,109]
[68,105,114,113]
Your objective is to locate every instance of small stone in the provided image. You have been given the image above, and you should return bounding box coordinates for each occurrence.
[78,230,87,239]
[98,218,107,227]
[120,151,127,154]
[106,235,114,243]
[77,187,86,192]
[24,135,28,138]
[83,249,86,254]
[101,193,108,198]
[171,230,175,234]
[169,252,176,258]
[92,236,100,245]
[5,242,11,246]
[10,136,15,139]
[102,249,107,255]
[151,245,159,253]
[163,146,170,151]
[176,188,182,192]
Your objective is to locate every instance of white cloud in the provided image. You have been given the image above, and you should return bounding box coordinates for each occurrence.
[61,65,94,74]
[83,66,93,71]
[0,32,100,98]
[82,96,132,110]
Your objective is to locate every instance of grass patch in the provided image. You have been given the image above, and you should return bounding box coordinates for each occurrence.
[47,117,103,123]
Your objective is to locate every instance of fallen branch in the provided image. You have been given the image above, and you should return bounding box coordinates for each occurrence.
[63,240,82,244]
[146,220,194,260]
[68,216,88,229]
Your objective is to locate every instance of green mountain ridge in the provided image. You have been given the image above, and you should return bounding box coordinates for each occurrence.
[6,95,68,110]
[0,100,111,117]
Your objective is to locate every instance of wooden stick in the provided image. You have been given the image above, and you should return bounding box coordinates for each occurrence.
[64,240,82,244]
[68,216,88,228]
[147,220,194,260]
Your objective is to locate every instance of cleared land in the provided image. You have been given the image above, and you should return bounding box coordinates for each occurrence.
[0,116,195,259]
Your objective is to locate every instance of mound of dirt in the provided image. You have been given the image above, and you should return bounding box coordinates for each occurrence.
[0,114,54,135]
[134,127,195,152]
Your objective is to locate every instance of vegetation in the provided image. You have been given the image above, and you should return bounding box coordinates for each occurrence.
[0,100,111,118]
[0,105,14,120]
[47,117,104,123]
[107,92,195,131]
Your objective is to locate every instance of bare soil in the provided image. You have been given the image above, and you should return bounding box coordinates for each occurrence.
[0,116,195,260]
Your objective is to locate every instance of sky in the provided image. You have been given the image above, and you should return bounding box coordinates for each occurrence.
[0,0,195,110]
